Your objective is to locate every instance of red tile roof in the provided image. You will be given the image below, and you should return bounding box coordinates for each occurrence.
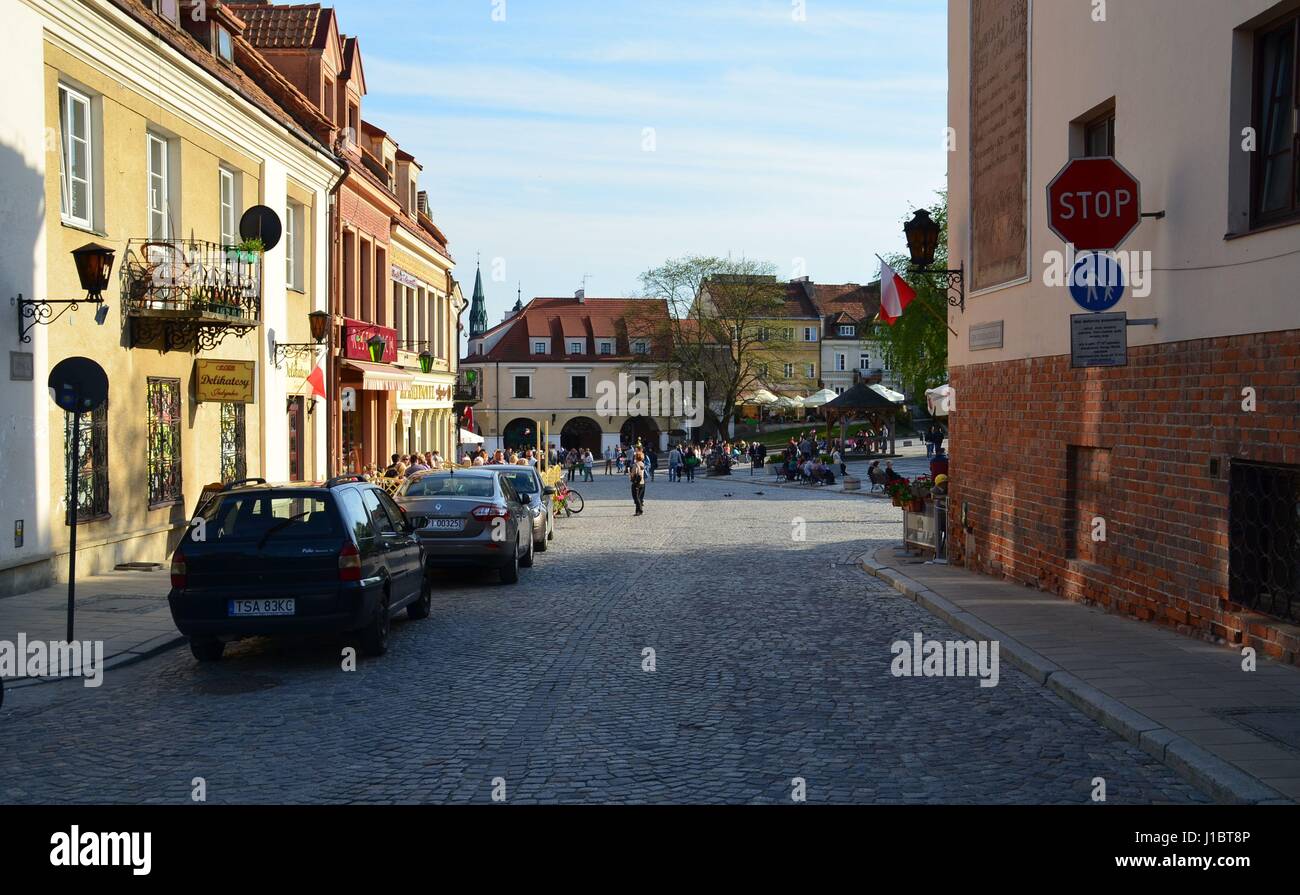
[466,298,670,363]
[226,3,333,50]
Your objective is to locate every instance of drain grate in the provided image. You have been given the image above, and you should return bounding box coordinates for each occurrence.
[47,593,168,615]
[1214,708,1300,752]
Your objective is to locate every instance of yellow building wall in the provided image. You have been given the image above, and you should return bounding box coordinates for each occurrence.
[42,43,274,574]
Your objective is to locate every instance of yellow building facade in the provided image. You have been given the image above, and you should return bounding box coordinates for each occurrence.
[1,0,339,592]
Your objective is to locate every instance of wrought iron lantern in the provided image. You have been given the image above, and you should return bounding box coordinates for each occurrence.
[272,310,332,368]
[901,209,965,313]
[418,351,435,375]
[13,244,116,343]
[367,334,387,364]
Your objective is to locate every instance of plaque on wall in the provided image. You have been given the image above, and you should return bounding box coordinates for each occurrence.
[969,0,1031,293]
[968,320,1004,350]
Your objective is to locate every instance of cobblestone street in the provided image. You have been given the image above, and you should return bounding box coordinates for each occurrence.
[0,474,1208,804]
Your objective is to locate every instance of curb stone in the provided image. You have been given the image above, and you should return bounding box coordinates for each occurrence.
[861,557,1293,805]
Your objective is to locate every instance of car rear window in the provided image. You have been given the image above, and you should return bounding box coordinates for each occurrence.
[199,491,341,541]
[402,475,495,498]
[498,472,538,495]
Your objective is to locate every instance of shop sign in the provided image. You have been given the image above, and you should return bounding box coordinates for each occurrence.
[343,318,398,363]
[194,359,256,403]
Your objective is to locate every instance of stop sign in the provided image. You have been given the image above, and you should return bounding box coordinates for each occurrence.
[1046,157,1142,251]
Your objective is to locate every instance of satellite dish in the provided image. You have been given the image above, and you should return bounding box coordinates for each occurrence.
[48,357,108,414]
[239,205,283,252]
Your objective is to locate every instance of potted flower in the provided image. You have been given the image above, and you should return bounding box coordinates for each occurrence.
[887,478,912,507]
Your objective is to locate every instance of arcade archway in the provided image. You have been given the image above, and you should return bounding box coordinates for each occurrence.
[561,416,603,451]
[502,417,538,451]
[619,416,661,449]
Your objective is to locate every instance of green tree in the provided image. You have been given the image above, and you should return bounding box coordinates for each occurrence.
[873,193,950,405]
[633,256,792,437]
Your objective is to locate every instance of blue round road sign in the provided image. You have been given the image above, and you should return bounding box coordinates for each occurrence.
[1069,251,1125,312]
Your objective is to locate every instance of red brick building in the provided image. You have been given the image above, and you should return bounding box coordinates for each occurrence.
[946,0,1300,663]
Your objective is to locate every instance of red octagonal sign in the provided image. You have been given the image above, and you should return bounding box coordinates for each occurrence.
[1046,157,1142,251]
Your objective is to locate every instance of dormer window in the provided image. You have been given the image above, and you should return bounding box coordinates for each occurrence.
[632,340,649,355]
[838,324,855,337]
[598,340,614,355]
[155,0,181,25]
[533,341,547,355]
[569,340,584,355]
[216,25,234,63]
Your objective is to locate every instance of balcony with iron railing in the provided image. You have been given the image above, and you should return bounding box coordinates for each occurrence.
[121,239,262,352]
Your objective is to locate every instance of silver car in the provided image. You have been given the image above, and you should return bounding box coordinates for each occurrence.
[479,464,554,551]
[395,469,534,584]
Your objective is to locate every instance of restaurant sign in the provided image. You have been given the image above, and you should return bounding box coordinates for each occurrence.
[194,359,256,403]
[343,318,398,363]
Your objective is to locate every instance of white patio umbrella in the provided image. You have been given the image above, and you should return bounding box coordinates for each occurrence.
[772,395,805,410]
[458,427,484,444]
[925,384,955,417]
[869,383,907,404]
[746,388,780,405]
[801,388,839,408]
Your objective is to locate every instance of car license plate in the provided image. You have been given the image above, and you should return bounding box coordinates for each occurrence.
[427,519,463,531]
[228,598,295,617]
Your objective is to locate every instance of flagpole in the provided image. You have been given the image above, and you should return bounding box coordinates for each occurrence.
[875,254,957,337]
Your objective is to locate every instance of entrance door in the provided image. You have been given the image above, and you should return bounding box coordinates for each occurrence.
[288,396,304,481]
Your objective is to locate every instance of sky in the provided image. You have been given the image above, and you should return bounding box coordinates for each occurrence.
[329,0,949,334]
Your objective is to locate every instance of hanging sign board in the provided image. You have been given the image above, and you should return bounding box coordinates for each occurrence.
[194,359,256,403]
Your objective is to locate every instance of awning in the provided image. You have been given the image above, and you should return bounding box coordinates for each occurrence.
[341,360,414,392]
[458,427,484,444]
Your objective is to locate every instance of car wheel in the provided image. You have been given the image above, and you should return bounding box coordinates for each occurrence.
[360,591,391,656]
[407,574,432,620]
[499,545,520,584]
[521,532,535,568]
[190,636,225,662]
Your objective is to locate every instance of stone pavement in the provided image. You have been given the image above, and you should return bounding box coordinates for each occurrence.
[0,473,1207,804]
[863,544,1300,804]
[0,568,180,689]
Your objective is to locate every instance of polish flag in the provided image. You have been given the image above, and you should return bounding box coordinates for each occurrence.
[306,364,327,400]
[878,261,917,325]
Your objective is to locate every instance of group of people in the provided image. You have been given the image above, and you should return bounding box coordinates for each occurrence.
[360,450,447,481]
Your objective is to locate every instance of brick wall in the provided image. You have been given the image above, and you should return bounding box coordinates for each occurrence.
[947,329,1300,665]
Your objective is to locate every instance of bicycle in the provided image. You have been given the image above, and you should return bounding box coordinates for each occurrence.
[552,480,585,516]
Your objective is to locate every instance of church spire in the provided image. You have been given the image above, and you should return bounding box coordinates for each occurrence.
[469,255,488,338]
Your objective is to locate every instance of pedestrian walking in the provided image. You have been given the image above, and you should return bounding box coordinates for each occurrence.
[604,445,614,475]
[668,444,682,482]
[629,451,647,515]
[646,447,657,482]
[684,446,698,482]
[582,448,595,482]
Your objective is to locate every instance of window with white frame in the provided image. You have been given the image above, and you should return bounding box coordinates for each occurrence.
[285,200,304,291]
[806,363,816,379]
[216,25,234,62]
[803,326,817,342]
[146,132,171,240]
[58,85,94,229]
[570,375,587,399]
[632,340,649,355]
[838,324,855,337]
[860,353,871,370]
[598,340,613,355]
[533,341,547,355]
[569,340,584,354]
[835,353,846,372]
[219,168,237,246]
[154,0,181,25]
[513,375,532,399]
[782,363,793,379]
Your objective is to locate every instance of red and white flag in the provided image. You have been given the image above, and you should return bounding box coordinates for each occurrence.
[878,260,917,325]
[305,364,327,400]
[463,405,475,433]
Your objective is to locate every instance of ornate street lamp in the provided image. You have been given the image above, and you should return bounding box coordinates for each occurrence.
[902,209,965,313]
[272,310,332,368]
[418,351,435,375]
[13,243,116,343]
[367,334,387,364]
